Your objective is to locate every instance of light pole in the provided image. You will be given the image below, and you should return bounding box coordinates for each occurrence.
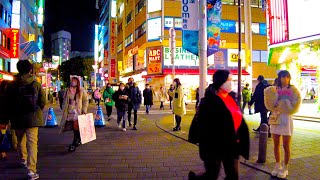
[199,0,207,100]
[92,64,98,89]
[237,0,242,107]
[43,66,49,103]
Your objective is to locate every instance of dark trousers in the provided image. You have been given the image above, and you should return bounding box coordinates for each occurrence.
[160,101,164,109]
[169,98,173,109]
[204,158,239,180]
[106,105,113,117]
[256,111,269,131]
[175,115,181,128]
[196,99,199,108]
[95,99,100,106]
[128,104,138,126]
[59,98,64,110]
[117,110,127,128]
[72,130,81,145]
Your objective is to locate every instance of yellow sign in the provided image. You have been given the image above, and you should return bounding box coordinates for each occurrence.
[118,61,123,72]
[29,34,35,41]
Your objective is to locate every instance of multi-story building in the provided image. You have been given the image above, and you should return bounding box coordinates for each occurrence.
[110,0,276,101]
[70,51,94,59]
[51,30,71,62]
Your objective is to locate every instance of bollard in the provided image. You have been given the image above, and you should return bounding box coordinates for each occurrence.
[257,123,268,163]
[94,106,106,127]
[45,107,58,127]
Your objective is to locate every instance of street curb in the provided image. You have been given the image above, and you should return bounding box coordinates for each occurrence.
[155,116,272,176]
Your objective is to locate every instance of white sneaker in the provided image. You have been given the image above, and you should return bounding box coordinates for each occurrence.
[271,163,282,176]
[122,128,126,131]
[277,164,288,178]
[28,171,39,180]
[118,124,121,128]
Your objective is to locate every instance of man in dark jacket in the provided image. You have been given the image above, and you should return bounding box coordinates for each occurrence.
[58,86,66,110]
[2,60,46,180]
[125,77,141,130]
[112,83,129,131]
[248,75,269,132]
[143,84,153,114]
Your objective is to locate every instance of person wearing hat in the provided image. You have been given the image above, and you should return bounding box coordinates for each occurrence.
[248,75,269,132]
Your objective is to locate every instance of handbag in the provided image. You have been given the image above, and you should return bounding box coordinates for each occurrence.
[0,130,11,152]
[269,111,280,125]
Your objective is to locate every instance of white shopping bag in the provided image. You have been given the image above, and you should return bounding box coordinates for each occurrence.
[78,113,96,144]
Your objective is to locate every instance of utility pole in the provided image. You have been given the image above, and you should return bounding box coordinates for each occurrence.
[169,22,176,79]
[237,0,242,107]
[199,0,207,100]
[244,0,253,90]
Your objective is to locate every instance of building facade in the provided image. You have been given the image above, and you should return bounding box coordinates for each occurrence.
[51,30,71,62]
[102,0,276,101]
[70,51,94,59]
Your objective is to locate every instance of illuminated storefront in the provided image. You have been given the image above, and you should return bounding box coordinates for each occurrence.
[267,0,320,111]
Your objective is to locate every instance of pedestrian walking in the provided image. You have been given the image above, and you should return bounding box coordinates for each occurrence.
[126,78,142,130]
[60,77,88,152]
[58,86,66,110]
[112,83,129,131]
[103,83,115,121]
[143,84,153,114]
[1,60,46,180]
[158,86,166,110]
[93,88,102,106]
[167,84,174,109]
[248,75,269,132]
[168,78,186,131]
[264,70,301,179]
[188,69,249,180]
[242,83,252,114]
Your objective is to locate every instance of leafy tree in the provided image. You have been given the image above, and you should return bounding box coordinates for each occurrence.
[59,56,94,85]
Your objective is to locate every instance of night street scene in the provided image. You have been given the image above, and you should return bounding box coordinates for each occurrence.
[0,0,320,179]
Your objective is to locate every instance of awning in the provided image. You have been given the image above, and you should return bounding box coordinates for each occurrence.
[162,68,250,75]
[19,41,41,57]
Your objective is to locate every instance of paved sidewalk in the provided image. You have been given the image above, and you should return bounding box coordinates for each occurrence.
[158,107,320,180]
[1,104,271,180]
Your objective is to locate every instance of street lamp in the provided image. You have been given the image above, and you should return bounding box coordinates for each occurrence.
[43,65,49,102]
[92,64,98,89]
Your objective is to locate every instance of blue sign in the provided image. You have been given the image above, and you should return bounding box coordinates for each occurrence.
[207,0,222,57]
[259,23,267,35]
[221,20,236,33]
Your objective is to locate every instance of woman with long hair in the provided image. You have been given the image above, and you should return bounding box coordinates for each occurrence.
[169,78,186,131]
[60,77,88,152]
[264,70,301,178]
[103,83,115,121]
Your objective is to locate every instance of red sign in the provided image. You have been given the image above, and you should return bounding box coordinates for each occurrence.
[104,50,108,65]
[147,47,162,75]
[9,29,19,58]
[110,58,116,78]
[110,19,116,56]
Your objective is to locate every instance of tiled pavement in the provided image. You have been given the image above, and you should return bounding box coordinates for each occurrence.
[158,105,320,180]
[0,103,319,179]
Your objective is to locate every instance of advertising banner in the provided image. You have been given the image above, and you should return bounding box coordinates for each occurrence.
[52,55,60,68]
[147,47,162,75]
[181,0,199,56]
[110,18,116,56]
[118,61,123,72]
[163,47,198,66]
[9,29,19,58]
[110,58,116,78]
[207,0,221,57]
[213,49,228,68]
[147,18,161,41]
[78,113,96,144]
[227,49,245,67]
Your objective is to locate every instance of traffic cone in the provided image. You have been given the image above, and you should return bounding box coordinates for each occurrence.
[94,106,105,127]
[45,107,58,127]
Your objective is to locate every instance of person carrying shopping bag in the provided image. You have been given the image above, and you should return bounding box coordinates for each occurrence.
[103,83,115,121]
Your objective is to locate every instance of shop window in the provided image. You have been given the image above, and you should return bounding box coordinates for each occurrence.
[6,37,10,50]
[125,34,133,47]
[126,11,132,25]
[135,0,146,15]
[118,3,124,15]
[135,22,146,39]
[252,50,260,62]
[261,51,268,63]
[117,42,123,53]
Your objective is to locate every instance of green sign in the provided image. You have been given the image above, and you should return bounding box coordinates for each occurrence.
[163,47,199,66]
[0,74,3,79]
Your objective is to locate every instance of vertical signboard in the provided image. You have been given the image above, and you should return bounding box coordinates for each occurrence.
[9,29,19,58]
[207,0,221,56]
[110,58,116,78]
[181,0,199,56]
[147,47,162,75]
[110,19,116,56]
[213,49,227,68]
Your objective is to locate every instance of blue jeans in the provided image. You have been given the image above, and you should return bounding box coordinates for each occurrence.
[117,110,127,128]
[145,105,150,113]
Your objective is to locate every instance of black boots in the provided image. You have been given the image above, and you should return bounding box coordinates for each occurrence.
[68,130,81,152]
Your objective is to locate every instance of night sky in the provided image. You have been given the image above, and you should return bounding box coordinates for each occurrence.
[43,0,97,57]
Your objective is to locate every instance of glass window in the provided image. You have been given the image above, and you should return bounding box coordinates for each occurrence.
[125,34,133,47]
[252,23,260,34]
[252,50,260,62]
[135,22,146,39]
[261,51,268,63]
[2,34,6,48]
[117,22,122,34]
[117,42,123,53]
[126,11,132,25]
[6,37,10,50]
[135,0,146,15]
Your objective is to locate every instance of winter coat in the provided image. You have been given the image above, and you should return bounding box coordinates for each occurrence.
[264,85,301,114]
[112,89,129,111]
[143,88,153,105]
[192,84,250,161]
[3,74,46,129]
[58,89,66,99]
[94,89,101,99]
[242,87,251,103]
[167,88,174,100]
[126,84,142,110]
[0,80,9,124]
[248,82,268,113]
[60,88,88,133]
[169,85,186,116]
[158,89,167,102]
[103,87,115,106]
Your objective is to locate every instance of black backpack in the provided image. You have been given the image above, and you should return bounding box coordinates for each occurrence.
[17,81,38,112]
